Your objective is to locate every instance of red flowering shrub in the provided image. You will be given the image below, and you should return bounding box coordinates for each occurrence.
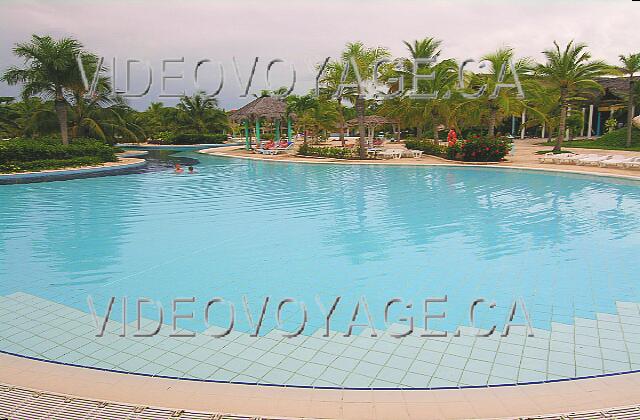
[459,136,510,162]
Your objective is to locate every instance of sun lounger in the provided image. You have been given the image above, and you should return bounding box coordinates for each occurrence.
[577,155,613,166]
[272,142,294,154]
[538,153,556,163]
[598,155,636,167]
[378,149,403,159]
[559,154,594,164]
[402,149,423,158]
[622,157,640,168]
[539,153,573,163]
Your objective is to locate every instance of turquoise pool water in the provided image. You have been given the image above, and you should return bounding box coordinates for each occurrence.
[1,151,640,387]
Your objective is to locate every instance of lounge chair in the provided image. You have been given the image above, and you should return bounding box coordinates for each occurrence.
[272,142,295,154]
[558,154,593,164]
[598,155,637,167]
[622,157,640,169]
[538,153,573,164]
[577,155,613,166]
[402,149,423,158]
[377,149,403,159]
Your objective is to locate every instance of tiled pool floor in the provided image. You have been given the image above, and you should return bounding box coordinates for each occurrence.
[1,292,640,389]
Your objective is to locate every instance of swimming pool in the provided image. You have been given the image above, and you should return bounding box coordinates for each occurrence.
[1,151,639,388]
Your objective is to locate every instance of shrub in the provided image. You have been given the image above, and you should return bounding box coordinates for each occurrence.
[404,138,446,157]
[298,144,355,159]
[0,157,106,173]
[0,137,117,165]
[166,133,227,145]
[459,136,510,162]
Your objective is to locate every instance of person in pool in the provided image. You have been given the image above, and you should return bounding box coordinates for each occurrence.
[188,166,195,173]
[174,163,184,173]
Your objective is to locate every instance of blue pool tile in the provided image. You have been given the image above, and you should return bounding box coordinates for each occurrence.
[460,370,488,386]
[330,356,358,372]
[342,372,373,388]
[439,354,466,369]
[490,363,519,380]
[433,365,462,383]
[401,372,431,388]
[362,350,390,365]
[318,366,349,384]
[547,361,576,377]
[517,368,546,383]
[353,360,383,378]
[377,365,407,383]
[428,377,458,388]
[297,362,328,378]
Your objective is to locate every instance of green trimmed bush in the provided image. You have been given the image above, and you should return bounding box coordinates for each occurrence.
[298,144,355,159]
[166,133,227,145]
[0,138,117,163]
[0,157,107,173]
[404,139,445,156]
[0,137,117,173]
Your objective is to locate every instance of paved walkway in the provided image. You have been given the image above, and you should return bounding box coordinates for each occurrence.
[200,139,640,181]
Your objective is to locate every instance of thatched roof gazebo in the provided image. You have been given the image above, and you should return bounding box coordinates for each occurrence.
[230,96,295,150]
[346,115,401,141]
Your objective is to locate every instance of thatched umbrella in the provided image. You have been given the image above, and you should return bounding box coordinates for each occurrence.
[346,115,401,142]
[230,97,295,150]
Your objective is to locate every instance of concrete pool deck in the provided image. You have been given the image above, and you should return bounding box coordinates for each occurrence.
[2,352,640,419]
[199,138,640,182]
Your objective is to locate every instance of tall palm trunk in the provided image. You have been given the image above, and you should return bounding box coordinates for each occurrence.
[555,94,568,152]
[627,77,635,148]
[338,107,346,148]
[54,92,69,145]
[433,124,439,141]
[416,124,423,139]
[487,107,498,139]
[356,96,366,159]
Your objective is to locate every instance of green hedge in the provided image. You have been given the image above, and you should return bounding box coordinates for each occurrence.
[0,137,117,173]
[404,139,445,157]
[298,144,355,159]
[0,157,107,173]
[165,133,227,145]
[0,138,117,163]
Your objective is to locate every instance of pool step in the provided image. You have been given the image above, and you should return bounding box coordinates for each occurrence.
[1,292,640,389]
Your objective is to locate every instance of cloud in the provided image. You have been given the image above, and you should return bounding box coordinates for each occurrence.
[0,0,637,109]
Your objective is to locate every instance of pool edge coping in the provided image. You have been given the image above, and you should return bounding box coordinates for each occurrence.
[199,147,640,183]
[0,157,146,180]
[2,350,639,419]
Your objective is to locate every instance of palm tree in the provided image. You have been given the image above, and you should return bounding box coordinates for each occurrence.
[2,35,85,145]
[459,48,530,138]
[287,94,318,145]
[536,41,611,151]
[0,97,58,138]
[397,37,448,138]
[322,42,390,158]
[403,38,442,63]
[318,61,351,146]
[176,91,227,134]
[619,53,640,147]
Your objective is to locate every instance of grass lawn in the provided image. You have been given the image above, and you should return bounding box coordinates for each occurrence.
[538,127,640,152]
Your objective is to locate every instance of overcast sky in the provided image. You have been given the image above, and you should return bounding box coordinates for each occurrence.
[0,0,637,110]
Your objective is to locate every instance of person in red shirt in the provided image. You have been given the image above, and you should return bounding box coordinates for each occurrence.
[447,128,458,147]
